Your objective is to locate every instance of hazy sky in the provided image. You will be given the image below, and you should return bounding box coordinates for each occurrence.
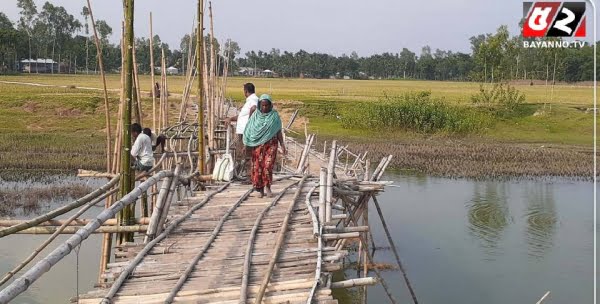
[2,0,597,56]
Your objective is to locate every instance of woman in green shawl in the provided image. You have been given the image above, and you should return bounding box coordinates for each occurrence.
[243,94,287,197]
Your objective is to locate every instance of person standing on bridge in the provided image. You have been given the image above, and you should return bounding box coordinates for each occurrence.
[243,94,287,198]
[130,123,154,172]
[224,83,259,177]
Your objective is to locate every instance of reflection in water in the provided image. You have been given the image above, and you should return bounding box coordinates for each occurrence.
[524,184,557,259]
[466,183,511,259]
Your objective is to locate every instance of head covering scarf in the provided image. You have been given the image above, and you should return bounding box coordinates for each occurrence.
[243,97,282,147]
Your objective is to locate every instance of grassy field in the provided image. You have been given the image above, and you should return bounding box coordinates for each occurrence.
[0,74,594,176]
[0,73,594,105]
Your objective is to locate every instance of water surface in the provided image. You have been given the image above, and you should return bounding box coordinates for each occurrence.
[362,174,594,304]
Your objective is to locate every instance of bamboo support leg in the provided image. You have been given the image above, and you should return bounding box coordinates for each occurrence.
[373,196,419,304]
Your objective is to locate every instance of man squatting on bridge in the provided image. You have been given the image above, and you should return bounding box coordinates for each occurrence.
[224,83,259,176]
[131,123,154,172]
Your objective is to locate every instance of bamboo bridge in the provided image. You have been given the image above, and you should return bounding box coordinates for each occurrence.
[0,128,396,304]
[0,0,415,302]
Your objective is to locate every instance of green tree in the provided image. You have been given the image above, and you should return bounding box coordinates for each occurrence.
[81,6,90,73]
[17,0,37,62]
[0,12,19,72]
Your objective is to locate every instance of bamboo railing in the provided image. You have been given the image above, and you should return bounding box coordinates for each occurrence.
[0,171,174,303]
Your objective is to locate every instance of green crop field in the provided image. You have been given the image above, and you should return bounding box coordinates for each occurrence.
[0,74,593,105]
[0,74,594,172]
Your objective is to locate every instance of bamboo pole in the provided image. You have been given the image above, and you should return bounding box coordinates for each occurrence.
[326,141,337,223]
[306,224,322,304]
[363,202,369,304]
[342,196,398,304]
[86,0,112,173]
[323,232,360,240]
[133,43,143,125]
[0,175,119,238]
[13,225,148,234]
[374,155,393,181]
[160,47,167,130]
[197,0,205,174]
[296,134,314,173]
[163,187,254,304]
[149,12,156,132]
[331,277,378,289]
[118,0,135,244]
[372,195,419,304]
[208,2,215,150]
[0,218,150,227]
[255,175,308,304]
[163,50,169,128]
[305,185,320,236]
[144,176,173,242]
[112,36,124,174]
[319,168,327,224]
[371,157,386,181]
[103,20,125,281]
[325,226,370,233]
[0,171,172,304]
[536,291,551,304]
[239,181,300,304]
[0,187,117,287]
[156,166,181,234]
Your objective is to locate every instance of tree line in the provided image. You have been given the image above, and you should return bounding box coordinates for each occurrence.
[0,1,597,82]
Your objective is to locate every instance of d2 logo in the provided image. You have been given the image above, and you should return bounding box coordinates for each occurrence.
[523,2,586,37]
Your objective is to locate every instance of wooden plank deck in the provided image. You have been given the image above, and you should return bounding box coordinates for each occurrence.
[79,176,337,304]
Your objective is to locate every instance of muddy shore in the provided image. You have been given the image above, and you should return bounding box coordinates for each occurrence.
[344,139,594,180]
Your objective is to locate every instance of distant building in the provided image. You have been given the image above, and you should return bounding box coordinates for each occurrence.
[167,66,179,75]
[261,69,274,78]
[236,67,258,76]
[19,59,58,73]
[235,67,278,78]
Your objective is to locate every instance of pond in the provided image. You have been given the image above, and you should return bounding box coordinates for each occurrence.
[358,174,594,304]
[0,173,594,303]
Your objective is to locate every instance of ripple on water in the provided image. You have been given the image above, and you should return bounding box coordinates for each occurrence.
[466,194,511,260]
[524,206,557,259]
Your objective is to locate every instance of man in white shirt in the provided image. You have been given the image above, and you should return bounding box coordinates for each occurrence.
[224,83,259,174]
[130,123,154,172]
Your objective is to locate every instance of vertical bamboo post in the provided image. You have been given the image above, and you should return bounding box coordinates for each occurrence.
[373,196,419,304]
[141,192,148,218]
[319,168,327,224]
[149,12,156,132]
[364,159,370,181]
[161,49,168,127]
[159,48,165,131]
[118,0,135,244]
[133,44,143,125]
[86,0,114,283]
[86,0,111,173]
[208,2,216,151]
[196,0,205,174]
[363,201,369,303]
[326,140,337,223]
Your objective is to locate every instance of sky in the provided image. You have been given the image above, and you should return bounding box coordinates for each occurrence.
[2,0,598,57]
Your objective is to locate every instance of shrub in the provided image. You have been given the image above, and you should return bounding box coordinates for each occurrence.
[340,91,490,133]
[471,83,526,116]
